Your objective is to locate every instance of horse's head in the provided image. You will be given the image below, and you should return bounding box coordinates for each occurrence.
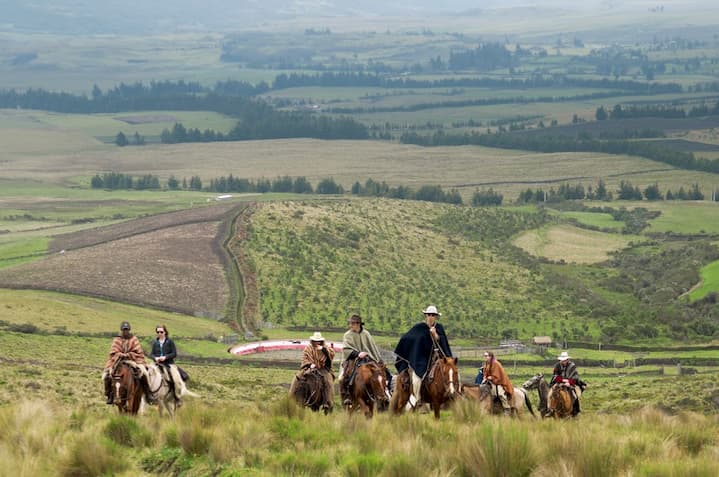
[437,357,459,398]
[112,361,144,414]
[477,382,492,401]
[522,373,544,390]
[372,364,390,403]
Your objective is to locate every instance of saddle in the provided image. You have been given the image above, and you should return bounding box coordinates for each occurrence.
[112,359,143,377]
[347,357,374,388]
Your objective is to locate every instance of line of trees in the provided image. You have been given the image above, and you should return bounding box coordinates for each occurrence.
[596,101,719,120]
[90,172,162,190]
[90,173,469,206]
[271,71,682,93]
[399,130,719,174]
[157,112,368,144]
[1,84,369,142]
[516,179,713,203]
[349,178,462,204]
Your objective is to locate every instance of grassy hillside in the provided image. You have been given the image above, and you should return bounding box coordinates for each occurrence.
[244,199,577,340]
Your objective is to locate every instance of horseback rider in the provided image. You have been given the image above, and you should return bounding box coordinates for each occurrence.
[338,314,386,408]
[289,332,336,407]
[552,351,583,415]
[393,305,452,410]
[481,351,514,415]
[102,321,154,405]
[150,324,186,407]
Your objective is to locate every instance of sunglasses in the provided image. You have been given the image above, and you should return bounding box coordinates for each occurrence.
[156,330,165,334]
[426,313,438,317]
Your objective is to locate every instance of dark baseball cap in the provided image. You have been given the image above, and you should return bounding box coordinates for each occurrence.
[120,321,131,330]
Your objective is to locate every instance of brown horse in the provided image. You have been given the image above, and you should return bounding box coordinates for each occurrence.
[289,368,334,414]
[112,361,144,415]
[389,368,412,415]
[523,373,576,419]
[463,382,535,417]
[422,356,460,419]
[347,361,391,418]
[389,357,460,419]
[548,384,576,418]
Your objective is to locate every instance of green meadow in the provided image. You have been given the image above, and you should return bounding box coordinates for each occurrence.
[690,259,719,301]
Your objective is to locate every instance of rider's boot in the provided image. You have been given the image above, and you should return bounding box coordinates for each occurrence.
[141,374,156,405]
[340,378,352,407]
[104,375,114,404]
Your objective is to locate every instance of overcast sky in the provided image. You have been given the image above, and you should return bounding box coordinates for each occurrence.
[1,0,717,35]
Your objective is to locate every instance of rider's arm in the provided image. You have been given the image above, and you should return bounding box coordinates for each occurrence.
[164,339,177,361]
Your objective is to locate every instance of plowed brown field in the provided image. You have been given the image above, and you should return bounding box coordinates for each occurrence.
[49,202,242,253]
[0,221,230,317]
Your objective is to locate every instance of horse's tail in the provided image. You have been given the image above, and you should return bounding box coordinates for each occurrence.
[524,391,536,417]
[181,388,200,398]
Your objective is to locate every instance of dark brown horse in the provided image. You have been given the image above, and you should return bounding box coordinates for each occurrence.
[289,368,334,414]
[347,361,391,418]
[522,373,551,417]
[112,361,144,415]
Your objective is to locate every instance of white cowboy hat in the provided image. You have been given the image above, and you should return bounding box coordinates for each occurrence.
[422,305,441,316]
[309,332,325,342]
[557,351,571,361]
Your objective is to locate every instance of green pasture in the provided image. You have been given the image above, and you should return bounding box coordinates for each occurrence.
[555,210,625,230]
[0,109,237,142]
[11,133,715,204]
[0,289,232,338]
[0,238,49,269]
[513,224,639,264]
[267,86,615,108]
[349,90,712,127]
[635,201,719,234]
[689,259,719,301]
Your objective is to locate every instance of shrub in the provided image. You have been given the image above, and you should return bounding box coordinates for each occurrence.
[8,323,40,334]
[342,452,385,477]
[60,435,127,477]
[455,420,537,477]
[105,415,153,448]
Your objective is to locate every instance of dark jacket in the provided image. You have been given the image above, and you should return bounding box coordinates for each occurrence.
[552,361,580,385]
[151,338,177,365]
[394,322,452,377]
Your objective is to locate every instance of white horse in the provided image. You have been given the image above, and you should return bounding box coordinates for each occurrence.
[147,364,199,417]
[461,382,536,417]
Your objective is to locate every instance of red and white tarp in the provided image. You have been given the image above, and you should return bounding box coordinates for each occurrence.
[229,340,344,356]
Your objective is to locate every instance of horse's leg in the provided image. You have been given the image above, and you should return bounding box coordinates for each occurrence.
[432,399,441,419]
[359,397,372,418]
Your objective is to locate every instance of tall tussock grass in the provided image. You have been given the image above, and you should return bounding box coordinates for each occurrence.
[1,400,719,476]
